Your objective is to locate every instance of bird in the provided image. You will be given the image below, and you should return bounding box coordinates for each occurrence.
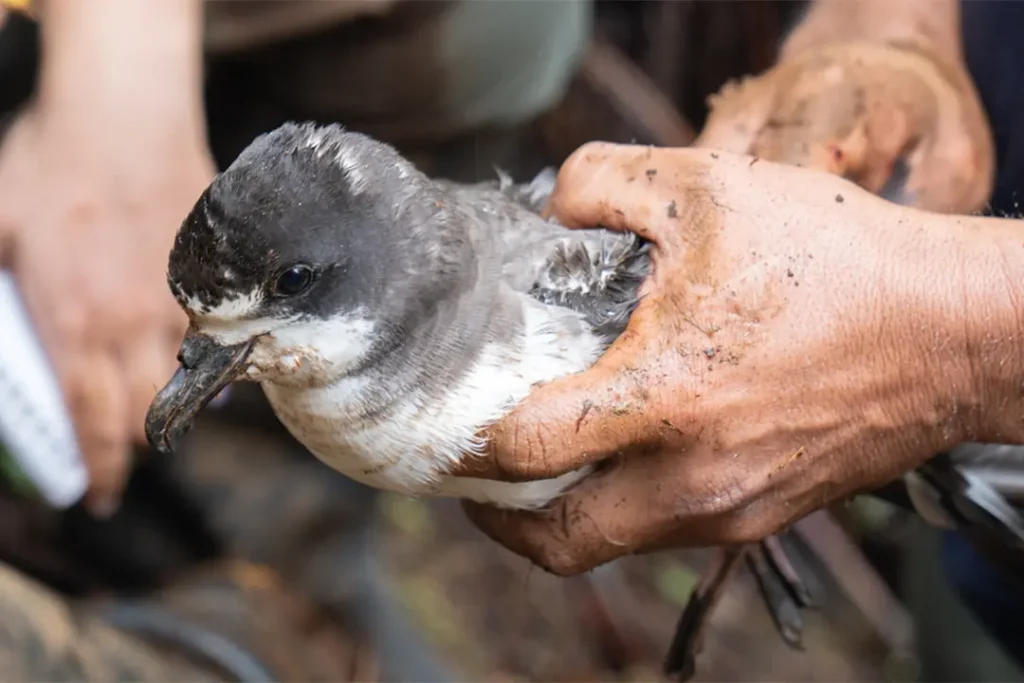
[144,121,650,512]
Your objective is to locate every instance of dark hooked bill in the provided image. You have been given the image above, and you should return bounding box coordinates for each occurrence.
[145,330,255,454]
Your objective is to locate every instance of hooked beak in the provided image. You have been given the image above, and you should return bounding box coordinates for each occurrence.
[145,329,255,454]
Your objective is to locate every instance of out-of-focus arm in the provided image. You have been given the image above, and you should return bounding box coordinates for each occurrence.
[36,0,205,145]
[782,0,961,66]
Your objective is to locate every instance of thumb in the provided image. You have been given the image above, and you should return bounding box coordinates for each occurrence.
[478,332,677,482]
[543,142,716,250]
[62,350,131,517]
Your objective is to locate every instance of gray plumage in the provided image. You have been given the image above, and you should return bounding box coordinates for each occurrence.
[906,445,1024,549]
[435,166,650,340]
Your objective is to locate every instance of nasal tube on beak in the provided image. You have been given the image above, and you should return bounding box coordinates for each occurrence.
[145,330,254,454]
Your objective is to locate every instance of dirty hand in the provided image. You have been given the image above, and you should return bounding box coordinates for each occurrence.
[463,142,1013,576]
[696,38,993,215]
[0,107,214,513]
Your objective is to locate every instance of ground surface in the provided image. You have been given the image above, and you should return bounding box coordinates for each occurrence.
[378,495,892,682]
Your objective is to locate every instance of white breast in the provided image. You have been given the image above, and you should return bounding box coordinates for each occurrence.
[262,296,603,510]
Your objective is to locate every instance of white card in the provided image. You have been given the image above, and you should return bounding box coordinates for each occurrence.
[0,270,87,507]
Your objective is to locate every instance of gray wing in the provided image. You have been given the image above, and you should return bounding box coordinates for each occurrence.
[438,168,651,342]
[904,445,1024,549]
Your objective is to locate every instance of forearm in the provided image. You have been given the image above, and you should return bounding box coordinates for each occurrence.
[37,0,205,142]
[782,0,961,65]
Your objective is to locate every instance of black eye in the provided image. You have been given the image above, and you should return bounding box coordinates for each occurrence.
[273,264,316,297]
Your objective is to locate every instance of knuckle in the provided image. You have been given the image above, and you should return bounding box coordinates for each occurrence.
[492,420,557,481]
[520,425,555,479]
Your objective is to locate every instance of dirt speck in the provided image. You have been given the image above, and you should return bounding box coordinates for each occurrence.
[749,157,760,167]
[661,418,684,435]
[646,168,657,179]
[575,400,594,433]
[769,446,806,478]
[667,200,678,218]
[703,347,717,359]
[835,194,844,203]
[710,152,720,159]
[786,269,794,278]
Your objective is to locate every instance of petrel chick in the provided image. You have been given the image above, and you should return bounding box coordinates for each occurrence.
[144,122,650,510]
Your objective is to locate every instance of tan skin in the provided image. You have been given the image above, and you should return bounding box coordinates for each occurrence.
[457,0,1024,575]
[0,0,212,513]
[697,0,992,215]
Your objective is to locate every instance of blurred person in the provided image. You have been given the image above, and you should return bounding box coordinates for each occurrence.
[462,0,1024,668]
[0,0,589,514]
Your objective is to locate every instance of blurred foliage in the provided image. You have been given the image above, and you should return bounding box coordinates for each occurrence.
[654,559,700,609]
[0,440,36,498]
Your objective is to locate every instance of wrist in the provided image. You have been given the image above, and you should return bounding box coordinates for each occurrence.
[781,0,962,70]
[947,214,1024,443]
[37,0,205,136]
[888,210,1024,446]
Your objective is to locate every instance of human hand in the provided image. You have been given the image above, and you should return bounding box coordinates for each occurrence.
[463,142,998,576]
[696,40,993,215]
[0,106,214,514]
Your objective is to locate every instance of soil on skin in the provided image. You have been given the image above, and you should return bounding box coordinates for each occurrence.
[379,495,891,682]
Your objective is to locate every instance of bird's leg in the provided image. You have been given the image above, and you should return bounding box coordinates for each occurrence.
[663,533,821,681]
[662,545,745,681]
[746,541,804,650]
[761,533,817,609]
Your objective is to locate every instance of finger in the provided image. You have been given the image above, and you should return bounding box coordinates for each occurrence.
[0,220,11,269]
[694,74,779,154]
[906,129,992,214]
[464,445,749,575]
[62,349,131,516]
[543,142,714,247]
[456,329,691,482]
[124,335,178,444]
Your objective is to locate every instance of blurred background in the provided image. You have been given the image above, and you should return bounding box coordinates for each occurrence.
[0,1,1021,681]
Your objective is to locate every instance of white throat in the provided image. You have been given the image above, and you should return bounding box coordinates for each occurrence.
[189,293,380,387]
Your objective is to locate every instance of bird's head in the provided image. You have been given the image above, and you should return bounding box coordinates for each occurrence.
[145,122,473,454]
